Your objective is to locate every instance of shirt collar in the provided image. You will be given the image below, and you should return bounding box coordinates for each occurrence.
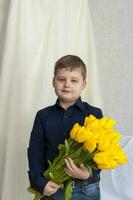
[74,97,85,112]
[55,97,85,112]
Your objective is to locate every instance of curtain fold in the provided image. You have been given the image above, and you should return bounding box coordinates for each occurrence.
[0,1,102,199]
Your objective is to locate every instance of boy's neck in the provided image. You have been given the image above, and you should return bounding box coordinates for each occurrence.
[59,100,76,110]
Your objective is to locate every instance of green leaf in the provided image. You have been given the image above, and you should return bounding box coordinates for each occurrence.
[48,160,52,166]
[65,139,70,155]
[49,172,54,179]
[87,160,98,170]
[64,180,74,200]
[73,146,82,158]
[85,164,93,176]
[60,183,64,189]
[58,144,65,153]
[27,186,43,200]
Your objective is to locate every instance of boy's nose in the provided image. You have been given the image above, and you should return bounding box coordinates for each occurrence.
[64,80,70,87]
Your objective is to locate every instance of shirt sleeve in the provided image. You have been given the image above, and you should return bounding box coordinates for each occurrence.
[27,111,48,194]
[96,108,103,119]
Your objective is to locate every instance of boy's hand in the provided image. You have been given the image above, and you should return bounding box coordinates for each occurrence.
[65,157,90,180]
[43,181,60,196]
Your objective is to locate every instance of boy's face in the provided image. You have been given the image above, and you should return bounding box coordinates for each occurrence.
[53,67,86,104]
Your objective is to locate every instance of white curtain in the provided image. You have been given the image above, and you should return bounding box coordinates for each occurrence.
[0,1,102,199]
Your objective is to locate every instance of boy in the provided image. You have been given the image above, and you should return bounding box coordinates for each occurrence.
[28,55,103,200]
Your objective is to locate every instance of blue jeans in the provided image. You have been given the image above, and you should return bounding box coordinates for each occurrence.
[42,181,100,200]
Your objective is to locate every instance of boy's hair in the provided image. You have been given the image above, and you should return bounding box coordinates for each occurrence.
[54,55,87,80]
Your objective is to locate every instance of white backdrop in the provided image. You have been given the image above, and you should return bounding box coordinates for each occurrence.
[89,0,133,136]
[0,0,133,200]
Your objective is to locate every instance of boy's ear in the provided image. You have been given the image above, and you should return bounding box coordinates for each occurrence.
[83,80,87,89]
[52,77,55,87]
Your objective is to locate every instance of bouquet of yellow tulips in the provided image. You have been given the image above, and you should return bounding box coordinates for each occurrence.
[27,115,128,200]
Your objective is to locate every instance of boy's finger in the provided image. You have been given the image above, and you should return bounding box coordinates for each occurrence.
[80,163,85,169]
[67,157,77,169]
[64,158,74,172]
[65,168,72,176]
[50,181,60,188]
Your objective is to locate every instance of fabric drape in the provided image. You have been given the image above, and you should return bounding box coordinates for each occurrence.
[0,1,102,199]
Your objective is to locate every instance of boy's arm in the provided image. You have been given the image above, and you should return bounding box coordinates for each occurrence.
[27,111,48,194]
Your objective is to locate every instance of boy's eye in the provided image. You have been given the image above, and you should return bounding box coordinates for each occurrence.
[71,79,78,83]
[58,78,65,81]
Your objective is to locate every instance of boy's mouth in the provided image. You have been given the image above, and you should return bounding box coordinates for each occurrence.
[61,90,71,93]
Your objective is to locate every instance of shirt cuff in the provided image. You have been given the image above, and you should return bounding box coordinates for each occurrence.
[28,171,48,194]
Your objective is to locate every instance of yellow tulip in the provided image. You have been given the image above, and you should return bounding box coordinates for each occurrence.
[99,117,108,127]
[108,144,128,164]
[70,123,81,139]
[84,115,96,127]
[93,152,118,169]
[83,140,97,153]
[103,118,116,129]
[97,137,110,151]
[87,119,100,130]
[75,127,90,143]
[117,155,128,164]
[97,161,118,169]
[105,130,121,143]
[108,143,121,153]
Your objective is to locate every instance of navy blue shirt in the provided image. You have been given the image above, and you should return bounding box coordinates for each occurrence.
[28,97,103,194]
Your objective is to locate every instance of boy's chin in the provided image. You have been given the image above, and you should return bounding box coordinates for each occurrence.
[59,97,78,102]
